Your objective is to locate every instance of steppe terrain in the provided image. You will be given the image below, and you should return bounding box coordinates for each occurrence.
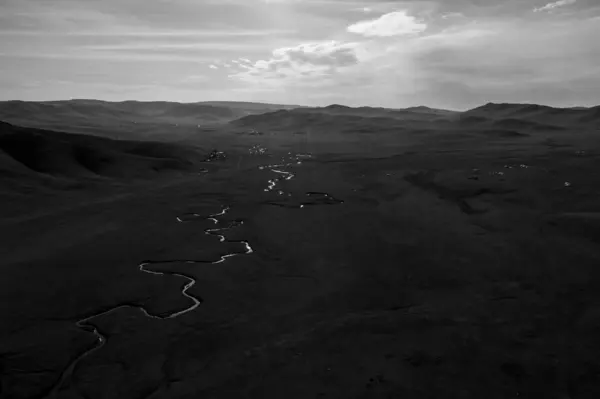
[1,100,600,398]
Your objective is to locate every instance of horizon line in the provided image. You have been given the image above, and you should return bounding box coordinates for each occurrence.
[1,98,598,113]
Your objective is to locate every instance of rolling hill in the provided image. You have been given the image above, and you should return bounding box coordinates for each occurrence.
[461,102,600,127]
[0,100,305,141]
[231,104,461,133]
[231,102,599,135]
[0,120,203,181]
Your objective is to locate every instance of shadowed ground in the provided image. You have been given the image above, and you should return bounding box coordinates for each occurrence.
[1,105,600,398]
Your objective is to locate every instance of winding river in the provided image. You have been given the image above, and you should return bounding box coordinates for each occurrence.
[45,206,251,398]
[45,146,343,397]
[259,151,344,208]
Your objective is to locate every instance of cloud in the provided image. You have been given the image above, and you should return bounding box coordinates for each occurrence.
[373,15,600,107]
[273,41,358,67]
[0,28,295,38]
[230,40,359,85]
[1,47,216,62]
[347,11,427,37]
[231,58,255,68]
[441,12,465,19]
[83,43,261,52]
[351,7,373,13]
[227,10,600,108]
[179,75,210,84]
[209,64,218,69]
[534,0,577,12]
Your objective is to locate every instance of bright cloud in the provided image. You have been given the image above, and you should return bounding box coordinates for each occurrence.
[347,11,427,37]
[230,41,359,85]
[534,0,577,12]
[209,64,218,69]
[273,41,359,67]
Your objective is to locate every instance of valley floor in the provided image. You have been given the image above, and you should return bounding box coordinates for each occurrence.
[2,133,600,398]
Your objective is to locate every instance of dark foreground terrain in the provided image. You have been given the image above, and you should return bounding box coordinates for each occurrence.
[2,101,600,398]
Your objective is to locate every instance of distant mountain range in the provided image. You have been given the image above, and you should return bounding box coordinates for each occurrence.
[460,102,600,127]
[0,100,304,125]
[0,100,308,140]
[1,100,598,139]
[232,102,600,133]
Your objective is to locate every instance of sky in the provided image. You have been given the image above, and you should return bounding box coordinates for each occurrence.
[0,0,599,109]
